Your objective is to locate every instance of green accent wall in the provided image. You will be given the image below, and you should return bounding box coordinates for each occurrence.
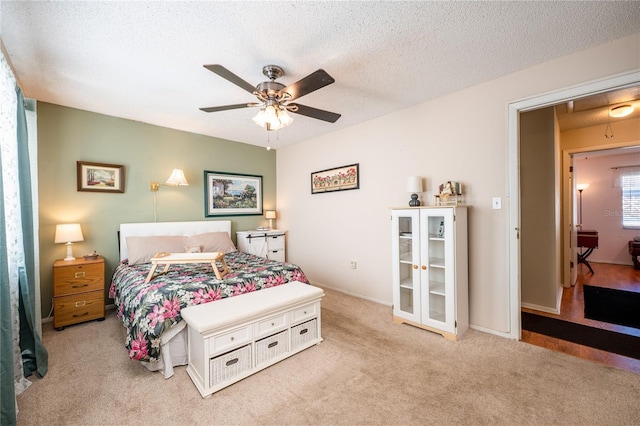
[37,103,276,318]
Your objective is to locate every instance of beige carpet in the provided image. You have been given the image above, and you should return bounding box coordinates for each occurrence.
[17,287,640,425]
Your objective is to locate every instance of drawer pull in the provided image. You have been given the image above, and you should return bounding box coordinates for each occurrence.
[75,300,87,307]
[225,358,239,367]
[73,311,89,318]
[271,322,275,326]
[268,341,279,349]
[74,272,86,278]
[230,336,234,341]
[72,284,89,289]
[299,328,309,336]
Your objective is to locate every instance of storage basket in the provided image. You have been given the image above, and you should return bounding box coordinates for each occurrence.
[255,329,289,365]
[209,344,252,386]
[291,318,318,350]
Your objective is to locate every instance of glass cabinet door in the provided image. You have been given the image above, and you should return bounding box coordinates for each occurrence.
[420,208,455,331]
[391,210,421,324]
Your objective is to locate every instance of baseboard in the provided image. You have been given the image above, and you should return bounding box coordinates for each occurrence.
[521,302,559,315]
[469,324,514,339]
[309,280,392,307]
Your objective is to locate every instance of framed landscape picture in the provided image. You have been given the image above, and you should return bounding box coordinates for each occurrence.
[76,161,125,193]
[204,170,263,216]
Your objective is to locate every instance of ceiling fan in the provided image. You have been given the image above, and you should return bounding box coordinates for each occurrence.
[200,64,341,131]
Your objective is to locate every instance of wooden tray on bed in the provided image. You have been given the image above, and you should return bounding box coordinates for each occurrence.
[145,252,229,283]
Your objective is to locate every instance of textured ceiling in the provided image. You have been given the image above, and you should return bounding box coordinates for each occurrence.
[1,1,639,148]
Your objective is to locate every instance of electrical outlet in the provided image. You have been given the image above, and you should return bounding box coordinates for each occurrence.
[492,197,502,210]
[350,260,357,269]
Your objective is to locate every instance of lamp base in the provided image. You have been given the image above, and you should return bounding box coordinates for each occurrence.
[409,193,421,207]
[268,219,274,230]
[63,242,76,261]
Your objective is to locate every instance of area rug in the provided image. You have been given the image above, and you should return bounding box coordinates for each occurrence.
[583,284,640,329]
[521,312,640,360]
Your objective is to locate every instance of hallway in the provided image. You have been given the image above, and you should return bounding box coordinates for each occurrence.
[521,262,640,374]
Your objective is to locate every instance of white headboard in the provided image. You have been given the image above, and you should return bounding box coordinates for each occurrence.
[119,220,232,261]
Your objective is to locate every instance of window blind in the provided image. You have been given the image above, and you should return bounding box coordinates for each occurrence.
[621,171,640,228]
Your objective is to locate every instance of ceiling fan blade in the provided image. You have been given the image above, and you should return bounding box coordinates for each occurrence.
[279,69,335,101]
[288,103,341,123]
[203,64,256,94]
[199,103,256,113]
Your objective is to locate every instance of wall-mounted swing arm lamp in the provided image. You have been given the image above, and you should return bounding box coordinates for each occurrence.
[150,169,189,192]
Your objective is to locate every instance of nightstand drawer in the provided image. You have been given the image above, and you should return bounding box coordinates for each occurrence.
[53,290,104,328]
[54,263,104,296]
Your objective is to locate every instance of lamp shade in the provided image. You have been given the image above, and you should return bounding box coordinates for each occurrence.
[165,169,189,186]
[406,176,424,193]
[576,183,590,191]
[252,106,293,131]
[54,224,84,244]
[265,210,277,219]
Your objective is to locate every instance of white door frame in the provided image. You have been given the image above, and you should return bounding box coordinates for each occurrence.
[507,70,640,339]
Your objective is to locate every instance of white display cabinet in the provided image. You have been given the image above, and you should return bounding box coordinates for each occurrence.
[391,206,468,340]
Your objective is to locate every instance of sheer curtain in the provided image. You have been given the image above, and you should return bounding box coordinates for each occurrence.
[1,50,48,425]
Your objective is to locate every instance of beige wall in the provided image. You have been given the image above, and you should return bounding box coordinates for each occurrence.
[277,34,640,335]
[37,103,277,318]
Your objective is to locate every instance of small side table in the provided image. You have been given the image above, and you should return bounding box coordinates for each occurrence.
[577,230,598,274]
[53,256,105,330]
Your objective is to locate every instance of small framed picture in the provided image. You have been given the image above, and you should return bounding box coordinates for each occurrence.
[76,161,125,193]
[311,163,359,194]
[204,170,263,216]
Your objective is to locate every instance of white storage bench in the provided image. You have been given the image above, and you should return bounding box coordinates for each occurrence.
[181,281,324,397]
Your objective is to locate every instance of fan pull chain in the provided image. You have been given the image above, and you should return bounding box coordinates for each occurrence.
[605,122,614,139]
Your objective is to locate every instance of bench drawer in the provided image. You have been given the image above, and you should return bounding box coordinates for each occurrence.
[255,330,289,365]
[291,319,318,351]
[210,345,252,387]
[254,313,288,338]
[209,326,252,356]
[291,301,319,323]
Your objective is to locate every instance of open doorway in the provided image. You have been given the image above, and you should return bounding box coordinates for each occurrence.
[508,71,640,371]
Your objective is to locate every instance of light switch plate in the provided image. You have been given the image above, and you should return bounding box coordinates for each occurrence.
[492,197,502,210]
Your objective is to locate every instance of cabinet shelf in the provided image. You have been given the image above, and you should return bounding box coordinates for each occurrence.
[429,281,445,296]
[429,309,446,323]
[429,258,445,268]
[428,235,445,241]
[400,278,413,290]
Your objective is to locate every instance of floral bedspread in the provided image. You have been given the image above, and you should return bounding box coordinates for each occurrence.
[109,251,308,362]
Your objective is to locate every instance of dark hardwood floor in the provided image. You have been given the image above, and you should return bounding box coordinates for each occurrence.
[521,262,640,374]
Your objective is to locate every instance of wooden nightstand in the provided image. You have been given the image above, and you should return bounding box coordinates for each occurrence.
[53,256,105,330]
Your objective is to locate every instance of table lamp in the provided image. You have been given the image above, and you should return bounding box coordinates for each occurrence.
[407,176,424,207]
[54,223,84,261]
[265,210,277,230]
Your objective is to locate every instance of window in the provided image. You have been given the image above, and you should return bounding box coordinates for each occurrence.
[621,169,640,229]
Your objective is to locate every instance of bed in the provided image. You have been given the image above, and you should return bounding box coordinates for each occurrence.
[109,220,309,378]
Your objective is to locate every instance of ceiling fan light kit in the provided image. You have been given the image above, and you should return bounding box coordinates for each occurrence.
[200,64,341,143]
[609,104,635,118]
